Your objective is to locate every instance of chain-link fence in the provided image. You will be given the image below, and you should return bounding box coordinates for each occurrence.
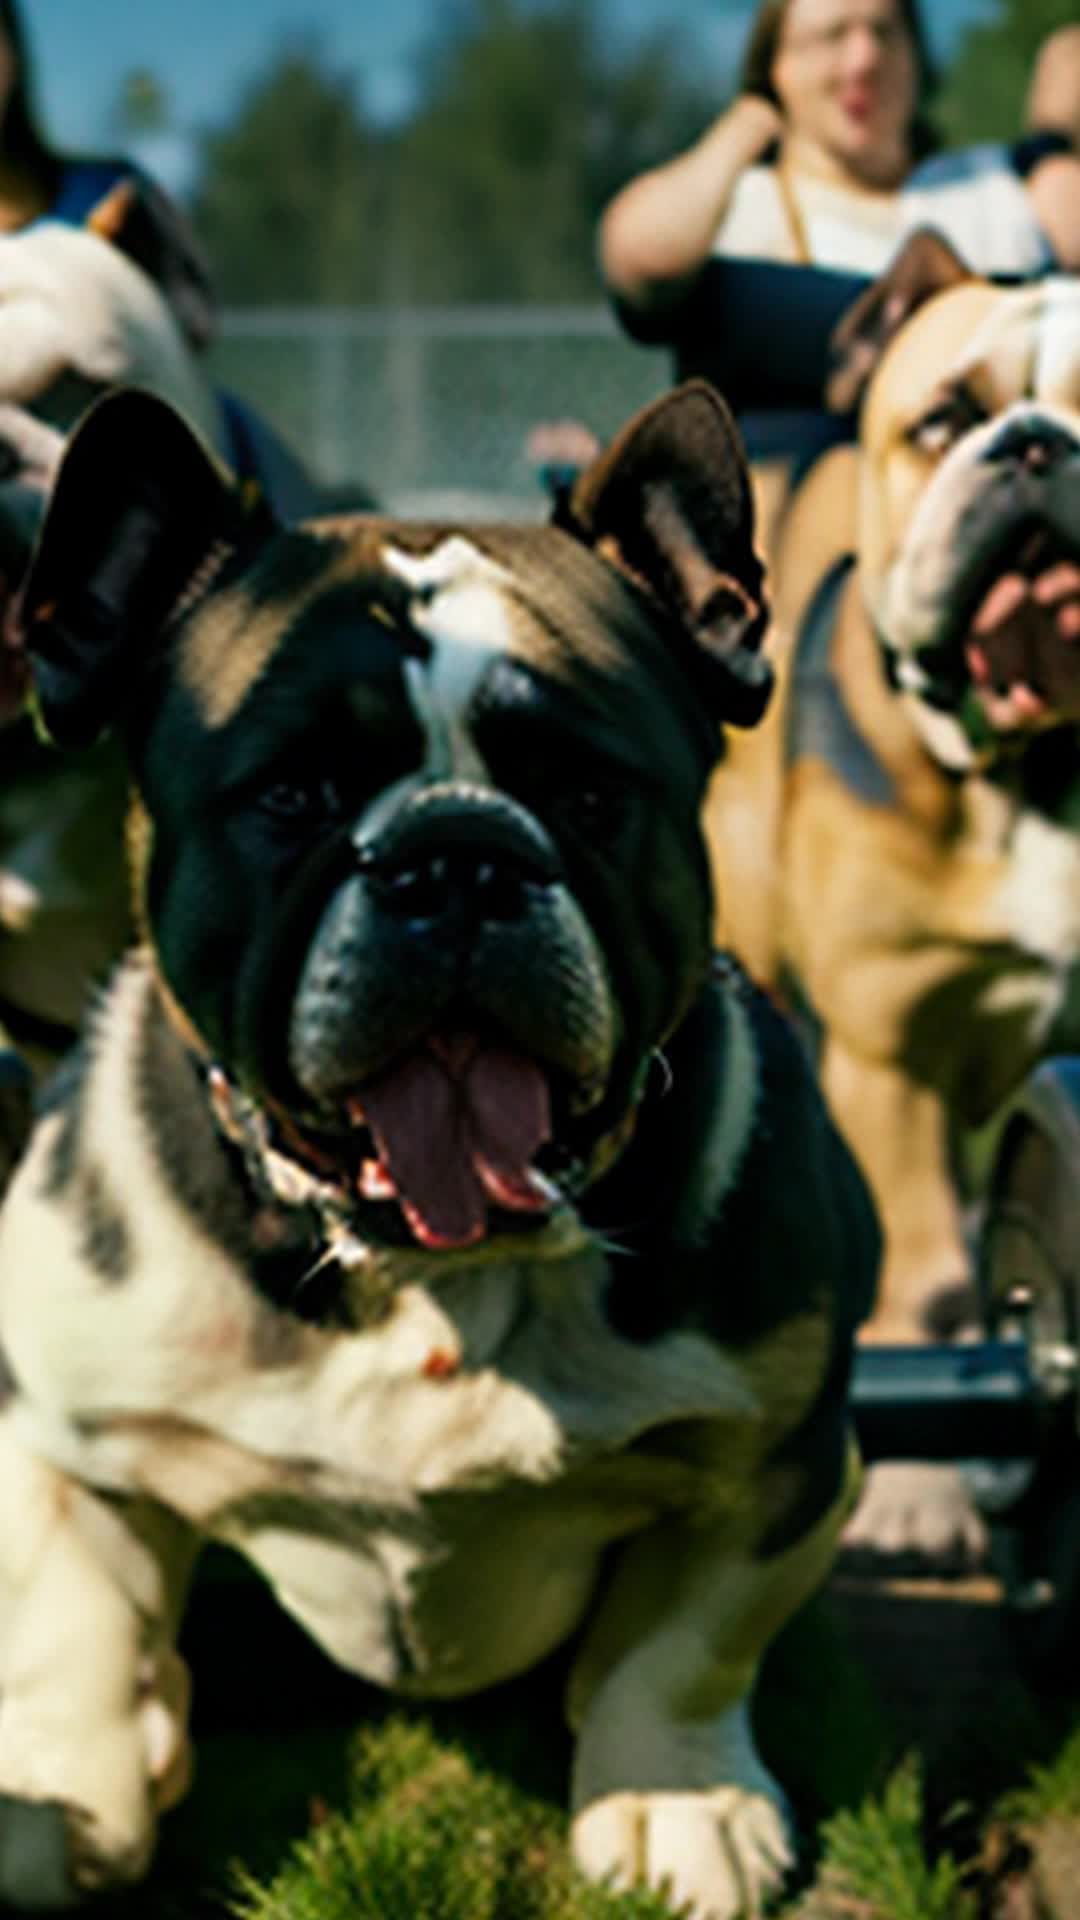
[209,305,670,518]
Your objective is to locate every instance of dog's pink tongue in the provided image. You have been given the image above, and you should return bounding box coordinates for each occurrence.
[359,1039,552,1249]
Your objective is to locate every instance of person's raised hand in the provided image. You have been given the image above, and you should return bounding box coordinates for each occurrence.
[721,93,786,161]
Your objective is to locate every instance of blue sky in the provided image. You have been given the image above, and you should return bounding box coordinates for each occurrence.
[30,0,996,188]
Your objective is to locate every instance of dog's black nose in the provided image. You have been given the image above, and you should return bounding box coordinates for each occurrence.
[354,785,561,929]
[368,848,538,924]
[983,414,1076,475]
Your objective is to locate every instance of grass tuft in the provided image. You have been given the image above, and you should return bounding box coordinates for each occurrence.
[997,1721,1080,1826]
[788,1756,976,1920]
[227,1716,681,1920]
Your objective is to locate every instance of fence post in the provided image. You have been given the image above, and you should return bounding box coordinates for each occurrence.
[385,310,425,499]
[313,316,351,486]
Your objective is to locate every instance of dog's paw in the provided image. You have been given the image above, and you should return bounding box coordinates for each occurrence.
[572,1785,793,1919]
[841,1461,988,1573]
[0,1679,180,1909]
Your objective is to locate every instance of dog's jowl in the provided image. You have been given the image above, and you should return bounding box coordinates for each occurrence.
[0,383,877,1917]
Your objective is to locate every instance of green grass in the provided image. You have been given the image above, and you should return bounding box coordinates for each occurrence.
[214,1723,1080,1920]
[224,1730,951,1920]
[789,1758,977,1919]
[121,1566,1080,1920]
[227,1719,678,1920]
[997,1721,1080,1826]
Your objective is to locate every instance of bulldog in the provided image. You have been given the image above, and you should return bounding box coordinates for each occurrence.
[0,203,232,1090]
[0,197,320,1151]
[705,231,1080,1564]
[0,381,876,1916]
[0,212,222,451]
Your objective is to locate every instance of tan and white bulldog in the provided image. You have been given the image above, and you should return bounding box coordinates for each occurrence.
[0,382,877,1916]
[706,232,1080,1565]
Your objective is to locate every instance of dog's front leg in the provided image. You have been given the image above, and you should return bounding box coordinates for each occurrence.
[0,1416,198,1908]
[819,1039,989,1568]
[566,1488,843,1920]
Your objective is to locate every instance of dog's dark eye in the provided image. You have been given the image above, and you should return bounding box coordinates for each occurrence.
[258,777,341,825]
[908,388,986,457]
[491,733,633,849]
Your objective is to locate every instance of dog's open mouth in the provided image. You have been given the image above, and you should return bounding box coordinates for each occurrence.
[348,1032,556,1250]
[241,1028,595,1256]
[958,526,1080,734]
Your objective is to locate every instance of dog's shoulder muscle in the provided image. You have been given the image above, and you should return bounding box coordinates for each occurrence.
[0,956,296,1446]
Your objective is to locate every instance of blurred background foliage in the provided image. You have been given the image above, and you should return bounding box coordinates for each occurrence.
[181,0,713,305]
[937,0,1080,144]
[101,0,1065,308]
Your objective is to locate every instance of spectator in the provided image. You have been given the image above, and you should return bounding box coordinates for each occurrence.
[1024,22,1080,154]
[600,0,1080,309]
[0,0,216,350]
[0,1,323,519]
[598,0,1080,547]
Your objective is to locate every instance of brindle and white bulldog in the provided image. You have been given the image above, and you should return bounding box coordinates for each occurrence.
[0,382,877,1916]
[706,232,1080,1565]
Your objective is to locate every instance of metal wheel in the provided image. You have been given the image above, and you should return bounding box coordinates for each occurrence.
[977,1057,1080,1685]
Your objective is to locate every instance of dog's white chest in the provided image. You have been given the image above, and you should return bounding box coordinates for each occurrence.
[967,807,1080,1056]
[1,1175,760,1699]
[182,1267,757,1696]
[998,808,1080,972]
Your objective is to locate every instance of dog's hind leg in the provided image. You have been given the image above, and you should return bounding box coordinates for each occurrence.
[817,1041,991,1568]
[566,1467,850,1920]
[0,1413,199,1907]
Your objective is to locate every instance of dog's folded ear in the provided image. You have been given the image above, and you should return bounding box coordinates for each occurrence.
[559,380,772,727]
[826,229,974,415]
[14,389,250,748]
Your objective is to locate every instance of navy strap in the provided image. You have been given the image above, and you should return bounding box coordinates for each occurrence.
[785,553,897,808]
[45,156,133,226]
[613,258,871,418]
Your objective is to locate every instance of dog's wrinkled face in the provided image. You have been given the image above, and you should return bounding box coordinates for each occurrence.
[149,524,720,1253]
[852,263,1080,768]
[17,383,768,1257]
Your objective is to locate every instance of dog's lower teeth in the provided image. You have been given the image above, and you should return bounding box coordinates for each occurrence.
[359,1157,397,1201]
[526,1168,562,1208]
